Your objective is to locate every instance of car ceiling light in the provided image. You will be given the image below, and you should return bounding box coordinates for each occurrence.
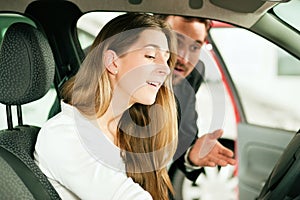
[128,0,142,5]
[189,0,203,9]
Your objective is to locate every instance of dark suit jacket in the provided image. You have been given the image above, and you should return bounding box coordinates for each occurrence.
[169,60,205,182]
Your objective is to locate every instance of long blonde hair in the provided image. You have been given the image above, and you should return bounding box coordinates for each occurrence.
[61,13,178,200]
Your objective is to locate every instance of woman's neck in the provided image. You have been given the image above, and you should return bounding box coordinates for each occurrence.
[96,106,119,144]
[97,93,133,144]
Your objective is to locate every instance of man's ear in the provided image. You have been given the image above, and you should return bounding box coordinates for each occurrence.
[104,50,119,75]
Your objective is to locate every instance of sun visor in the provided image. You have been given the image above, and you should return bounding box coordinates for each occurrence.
[209,0,265,13]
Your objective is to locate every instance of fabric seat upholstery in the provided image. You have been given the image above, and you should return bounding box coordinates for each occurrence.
[0,22,60,199]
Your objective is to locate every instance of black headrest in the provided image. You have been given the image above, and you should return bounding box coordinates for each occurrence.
[0,22,55,105]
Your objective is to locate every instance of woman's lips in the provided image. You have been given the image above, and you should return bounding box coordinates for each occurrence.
[146,81,161,87]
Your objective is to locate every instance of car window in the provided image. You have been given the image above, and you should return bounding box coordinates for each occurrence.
[210,25,300,131]
[196,45,237,139]
[0,13,36,41]
[77,12,125,50]
[273,0,300,31]
[0,13,57,129]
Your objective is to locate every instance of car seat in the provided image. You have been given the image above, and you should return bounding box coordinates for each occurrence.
[0,22,61,199]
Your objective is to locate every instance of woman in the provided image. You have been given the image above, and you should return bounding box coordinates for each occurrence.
[34,13,178,200]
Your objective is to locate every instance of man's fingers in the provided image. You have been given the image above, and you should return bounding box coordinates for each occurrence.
[206,161,217,167]
[213,159,227,166]
[218,150,237,164]
[220,156,236,165]
[220,146,235,158]
[214,141,235,157]
[209,154,237,166]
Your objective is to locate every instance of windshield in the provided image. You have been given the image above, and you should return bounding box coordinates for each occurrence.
[273,0,300,31]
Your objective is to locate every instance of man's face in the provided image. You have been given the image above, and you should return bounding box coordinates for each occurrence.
[166,16,207,85]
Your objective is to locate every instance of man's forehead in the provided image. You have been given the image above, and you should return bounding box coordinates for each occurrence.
[166,16,207,45]
[175,32,203,45]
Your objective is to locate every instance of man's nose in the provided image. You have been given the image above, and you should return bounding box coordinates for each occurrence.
[177,47,189,64]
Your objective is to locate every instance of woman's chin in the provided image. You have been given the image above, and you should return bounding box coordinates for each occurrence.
[141,100,156,106]
[136,97,156,106]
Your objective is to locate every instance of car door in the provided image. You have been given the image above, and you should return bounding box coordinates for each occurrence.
[208,4,300,199]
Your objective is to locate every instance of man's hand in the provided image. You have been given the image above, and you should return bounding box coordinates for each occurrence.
[188,129,236,167]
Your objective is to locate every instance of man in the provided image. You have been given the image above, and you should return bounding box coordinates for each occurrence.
[156,15,236,181]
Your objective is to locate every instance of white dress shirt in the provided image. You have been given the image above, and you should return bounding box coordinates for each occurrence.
[34,102,152,200]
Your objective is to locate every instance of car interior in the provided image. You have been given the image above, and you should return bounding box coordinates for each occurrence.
[0,0,299,199]
[0,22,59,199]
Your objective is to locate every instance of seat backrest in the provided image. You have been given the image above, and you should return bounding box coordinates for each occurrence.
[256,129,300,200]
[0,22,60,199]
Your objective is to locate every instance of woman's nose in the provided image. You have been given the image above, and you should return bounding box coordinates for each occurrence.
[155,61,170,76]
[154,54,170,76]
[156,64,170,76]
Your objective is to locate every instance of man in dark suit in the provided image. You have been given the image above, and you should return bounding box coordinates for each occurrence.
[156,15,236,182]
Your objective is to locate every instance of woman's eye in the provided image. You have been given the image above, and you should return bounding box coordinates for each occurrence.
[145,55,155,59]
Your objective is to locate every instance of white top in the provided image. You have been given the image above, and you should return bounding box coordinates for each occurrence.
[34,102,152,200]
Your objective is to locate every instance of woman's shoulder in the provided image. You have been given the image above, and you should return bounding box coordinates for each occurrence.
[41,101,78,132]
[35,102,82,158]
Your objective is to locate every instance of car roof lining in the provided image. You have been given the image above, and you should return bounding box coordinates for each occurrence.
[0,0,279,28]
[74,0,278,28]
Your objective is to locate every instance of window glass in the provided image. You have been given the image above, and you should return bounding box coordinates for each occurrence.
[277,49,300,76]
[0,13,36,42]
[196,45,237,140]
[210,26,300,131]
[77,12,124,50]
[0,13,57,129]
[273,0,300,31]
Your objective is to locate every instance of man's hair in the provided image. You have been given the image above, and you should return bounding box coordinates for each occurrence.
[155,14,212,32]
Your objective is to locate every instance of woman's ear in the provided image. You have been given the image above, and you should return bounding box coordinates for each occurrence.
[104,50,119,75]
